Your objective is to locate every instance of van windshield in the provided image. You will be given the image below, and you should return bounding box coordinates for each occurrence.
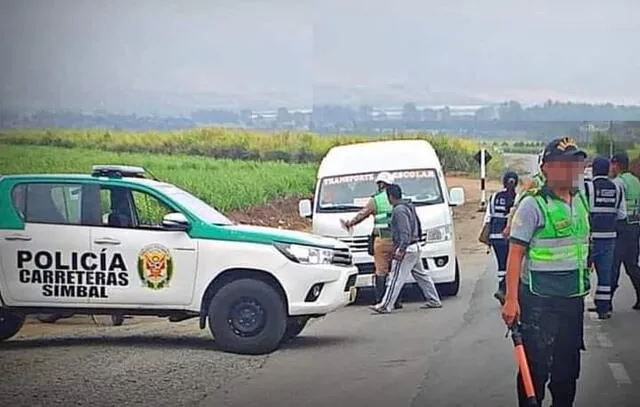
[317,169,444,212]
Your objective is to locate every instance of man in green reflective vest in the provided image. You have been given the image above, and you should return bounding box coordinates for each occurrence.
[502,137,589,407]
[610,152,640,310]
[341,171,402,308]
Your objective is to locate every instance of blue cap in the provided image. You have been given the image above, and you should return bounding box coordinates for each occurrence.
[592,156,610,176]
[503,170,518,187]
[541,137,587,162]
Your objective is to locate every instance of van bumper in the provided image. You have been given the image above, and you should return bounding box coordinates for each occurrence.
[352,240,456,288]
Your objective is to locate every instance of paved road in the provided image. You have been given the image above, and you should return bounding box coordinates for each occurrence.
[209,249,640,407]
[2,246,639,406]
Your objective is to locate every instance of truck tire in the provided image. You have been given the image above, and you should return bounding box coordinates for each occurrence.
[208,278,287,355]
[438,258,460,297]
[0,310,25,342]
[280,316,310,344]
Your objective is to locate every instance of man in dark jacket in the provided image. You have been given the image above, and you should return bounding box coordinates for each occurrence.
[370,183,442,314]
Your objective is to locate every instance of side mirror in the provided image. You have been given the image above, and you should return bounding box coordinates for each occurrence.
[298,199,312,218]
[448,187,465,206]
[162,212,190,231]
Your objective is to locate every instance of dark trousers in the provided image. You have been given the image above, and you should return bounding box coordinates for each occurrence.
[517,286,585,407]
[591,238,615,314]
[611,223,640,305]
[491,238,509,292]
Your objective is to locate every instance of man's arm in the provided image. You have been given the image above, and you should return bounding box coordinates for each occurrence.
[483,192,493,225]
[505,197,542,303]
[391,206,412,252]
[617,183,627,220]
[344,198,375,228]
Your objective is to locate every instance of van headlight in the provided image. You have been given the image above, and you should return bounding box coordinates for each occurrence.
[274,242,334,265]
[424,224,453,243]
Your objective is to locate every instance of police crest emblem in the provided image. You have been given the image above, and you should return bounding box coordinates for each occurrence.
[138,244,174,290]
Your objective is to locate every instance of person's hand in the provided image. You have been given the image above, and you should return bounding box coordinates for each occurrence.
[501,298,520,327]
[393,248,404,260]
[502,225,511,239]
[340,218,351,230]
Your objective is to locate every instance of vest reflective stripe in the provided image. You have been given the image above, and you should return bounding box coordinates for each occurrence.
[585,177,620,239]
[619,172,640,224]
[489,189,515,240]
[373,191,393,230]
[526,191,590,297]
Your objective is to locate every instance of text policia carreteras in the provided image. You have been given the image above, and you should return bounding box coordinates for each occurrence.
[17,250,129,298]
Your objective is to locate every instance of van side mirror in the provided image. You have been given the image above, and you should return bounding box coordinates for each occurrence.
[162,212,191,231]
[299,199,312,218]
[448,187,465,206]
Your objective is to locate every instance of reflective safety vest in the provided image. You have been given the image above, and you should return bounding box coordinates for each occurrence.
[618,172,640,224]
[584,176,621,239]
[373,190,393,231]
[525,190,591,298]
[489,188,516,240]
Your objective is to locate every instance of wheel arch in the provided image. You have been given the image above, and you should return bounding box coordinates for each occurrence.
[198,268,289,329]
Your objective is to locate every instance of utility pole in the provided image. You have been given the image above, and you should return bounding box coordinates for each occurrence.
[609,120,614,157]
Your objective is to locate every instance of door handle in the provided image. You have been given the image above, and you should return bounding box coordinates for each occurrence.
[4,234,32,241]
[94,238,121,246]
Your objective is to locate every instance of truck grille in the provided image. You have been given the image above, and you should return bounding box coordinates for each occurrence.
[338,233,427,252]
[331,247,353,266]
[337,235,369,253]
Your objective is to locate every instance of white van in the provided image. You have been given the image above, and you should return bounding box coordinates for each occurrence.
[298,139,465,297]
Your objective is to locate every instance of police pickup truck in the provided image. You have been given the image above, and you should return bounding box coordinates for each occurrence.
[0,166,358,355]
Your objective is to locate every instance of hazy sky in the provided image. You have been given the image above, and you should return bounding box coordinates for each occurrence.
[1,0,639,111]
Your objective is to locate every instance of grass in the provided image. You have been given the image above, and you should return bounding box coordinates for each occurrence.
[0,144,317,211]
[0,128,504,175]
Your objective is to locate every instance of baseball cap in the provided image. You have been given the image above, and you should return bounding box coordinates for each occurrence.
[541,137,587,162]
[375,171,395,185]
[503,170,518,186]
[611,152,629,167]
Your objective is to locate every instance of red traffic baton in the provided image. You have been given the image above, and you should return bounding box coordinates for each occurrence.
[497,295,538,406]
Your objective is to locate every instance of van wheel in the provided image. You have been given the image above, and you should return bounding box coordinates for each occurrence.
[0,310,25,341]
[208,278,287,355]
[281,316,311,344]
[439,259,460,297]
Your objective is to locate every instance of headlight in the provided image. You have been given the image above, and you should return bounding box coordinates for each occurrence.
[274,242,335,265]
[424,224,453,243]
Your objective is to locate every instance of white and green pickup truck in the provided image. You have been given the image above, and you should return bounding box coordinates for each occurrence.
[0,165,358,354]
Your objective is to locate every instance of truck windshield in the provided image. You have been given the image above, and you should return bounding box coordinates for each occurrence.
[317,169,444,212]
[158,185,234,225]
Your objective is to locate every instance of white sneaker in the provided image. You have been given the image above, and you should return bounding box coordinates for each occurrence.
[420,301,443,309]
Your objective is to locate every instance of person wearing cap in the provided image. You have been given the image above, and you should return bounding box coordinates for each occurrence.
[370,183,442,314]
[584,156,625,319]
[483,170,519,301]
[341,171,403,309]
[610,152,640,310]
[502,137,589,407]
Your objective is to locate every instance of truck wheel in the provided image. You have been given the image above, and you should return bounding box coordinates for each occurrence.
[0,310,25,341]
[281,316,310,344]
[438,258,461,297]
[208,278,287,355]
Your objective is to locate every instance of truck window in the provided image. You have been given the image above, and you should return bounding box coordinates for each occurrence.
[21,183,96,225]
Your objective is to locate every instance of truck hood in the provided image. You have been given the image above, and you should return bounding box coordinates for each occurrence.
[220,223,349,249]
[311,203,452,238]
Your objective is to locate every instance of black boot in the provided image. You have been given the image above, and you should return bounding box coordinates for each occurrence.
[633,289,640,310]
